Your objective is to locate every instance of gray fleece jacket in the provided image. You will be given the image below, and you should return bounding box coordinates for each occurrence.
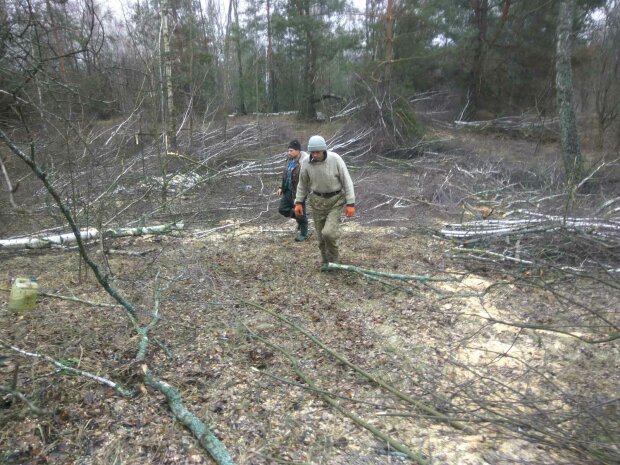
[295,151,355,205]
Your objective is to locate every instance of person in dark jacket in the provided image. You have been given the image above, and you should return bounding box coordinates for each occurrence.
[277,139,310,241]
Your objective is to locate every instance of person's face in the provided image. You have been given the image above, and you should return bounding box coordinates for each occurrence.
[287,148,300,159]
[310,150,324,161]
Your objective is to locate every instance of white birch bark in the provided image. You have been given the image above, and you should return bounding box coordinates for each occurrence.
[0,222,184,249]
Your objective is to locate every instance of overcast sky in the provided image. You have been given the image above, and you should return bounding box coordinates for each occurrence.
[107,0,367,20]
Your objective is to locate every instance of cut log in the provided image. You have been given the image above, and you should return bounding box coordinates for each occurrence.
[0,222,184,250]
[0,229,99,249]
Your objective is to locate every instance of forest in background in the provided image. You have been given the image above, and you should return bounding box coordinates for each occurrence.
[1,0,620,138]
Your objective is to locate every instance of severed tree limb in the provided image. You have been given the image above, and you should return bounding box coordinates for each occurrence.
[326,263,465,299]
[144,372,235,465]
[249,367,396,410]
[476,315,620,344]
[0,286,118,308]
[105,222,184,238]
[1,340,135,397]
[450,247,535,266]
[244,326,427,464]
[0,222,184,250]
[326,263,461,282]
[0,229,100,249]
[98,248,157,257]
[129,277,234,464]
[136,275,166,361]
[351,270,421,296]
[240,298,474,433]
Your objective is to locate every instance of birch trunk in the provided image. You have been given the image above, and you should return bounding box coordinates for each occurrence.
[162,0,175,142]
[0,222,184,249]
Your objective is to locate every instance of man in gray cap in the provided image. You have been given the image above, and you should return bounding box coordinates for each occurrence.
[294,135,355,271]
[277,139,310,241]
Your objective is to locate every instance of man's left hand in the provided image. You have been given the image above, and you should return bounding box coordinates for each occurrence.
[345,205,355,217]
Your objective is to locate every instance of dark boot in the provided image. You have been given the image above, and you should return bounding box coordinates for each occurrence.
[295,222,309,242]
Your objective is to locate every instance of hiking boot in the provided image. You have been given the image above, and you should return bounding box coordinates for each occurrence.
[295,223,309,242]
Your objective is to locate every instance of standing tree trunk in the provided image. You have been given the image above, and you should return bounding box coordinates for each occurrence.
[161,0,175,143]
[159,0,174,206]
[469,0,488,114]
[187,0,194,152]
[45,0,67,81]
[297,0,317,120]
[266,0,277,112]
[593,2,620,150]
[556,0,583,185]
[364,0,381,61]
[383,0,394,90]
[301,36,317,120]
[232,0,247,115]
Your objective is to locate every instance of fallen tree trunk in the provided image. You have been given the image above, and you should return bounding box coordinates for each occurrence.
[145,375,235,465]
[0,222,184,250]
[0,228,100,249]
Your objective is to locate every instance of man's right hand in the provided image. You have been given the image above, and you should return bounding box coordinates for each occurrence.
[294,203,304,218]
[277,188,283,196]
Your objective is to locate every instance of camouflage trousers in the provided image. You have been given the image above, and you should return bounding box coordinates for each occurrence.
[310,192,345,264]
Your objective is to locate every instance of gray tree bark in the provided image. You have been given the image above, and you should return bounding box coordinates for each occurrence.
[556,0,583,185]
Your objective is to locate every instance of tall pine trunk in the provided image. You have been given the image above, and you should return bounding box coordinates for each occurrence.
[469,0,488,115]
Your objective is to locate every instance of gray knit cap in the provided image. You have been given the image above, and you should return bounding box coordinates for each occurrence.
[307,135,327,152]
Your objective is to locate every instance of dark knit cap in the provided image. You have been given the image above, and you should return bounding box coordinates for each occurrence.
[288,139,301,151]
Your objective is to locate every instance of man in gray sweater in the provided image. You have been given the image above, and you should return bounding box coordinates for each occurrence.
[294,135,355,271]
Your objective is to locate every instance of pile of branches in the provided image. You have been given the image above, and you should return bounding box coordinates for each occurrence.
[454,114,559,141]
[440,209,620,273]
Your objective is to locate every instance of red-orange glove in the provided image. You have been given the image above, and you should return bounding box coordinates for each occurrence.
[345,205,355,217]
[294,203,304,218]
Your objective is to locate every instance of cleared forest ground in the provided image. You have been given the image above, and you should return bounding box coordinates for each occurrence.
[1,116,619,464]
